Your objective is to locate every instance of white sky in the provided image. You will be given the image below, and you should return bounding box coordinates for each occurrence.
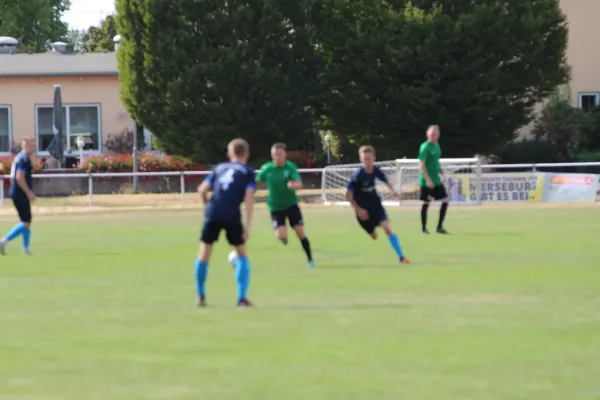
[62,0,116,30]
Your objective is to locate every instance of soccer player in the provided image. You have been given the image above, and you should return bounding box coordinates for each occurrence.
[344,145,409,264]
[195,139,256,307]
[419,125,449,234]
[256,143,314,267]
[0,139,36,256]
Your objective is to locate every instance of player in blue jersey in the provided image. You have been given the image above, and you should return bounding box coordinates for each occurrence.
[195,139,256,307]
[344,145,409,264]
[1,139,36,256]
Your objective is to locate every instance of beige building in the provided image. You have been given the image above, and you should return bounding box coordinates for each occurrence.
[560,0,600,110]
[0,38,131,157]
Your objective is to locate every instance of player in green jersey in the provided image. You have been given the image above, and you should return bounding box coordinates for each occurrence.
[256,143,314,267]
[418,125,449,234]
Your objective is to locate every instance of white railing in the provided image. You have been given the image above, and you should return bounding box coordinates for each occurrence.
[0,163,598,208]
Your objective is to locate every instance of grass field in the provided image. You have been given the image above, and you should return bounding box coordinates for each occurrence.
[1,202,599,400]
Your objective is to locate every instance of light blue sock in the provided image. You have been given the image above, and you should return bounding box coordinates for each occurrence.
[388,233,404,259]
[22,227,31,249]
[235,256,251,300]
[4,222,25,242]
[195,259,208,297]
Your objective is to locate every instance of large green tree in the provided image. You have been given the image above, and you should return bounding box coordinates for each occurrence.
[116,0,322,164]
[319,0,569,159]
[0,0,71,53]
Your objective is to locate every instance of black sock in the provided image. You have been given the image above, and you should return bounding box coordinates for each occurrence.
[421,203,429,231]
[438,202,448,229]
[300,237,312,261]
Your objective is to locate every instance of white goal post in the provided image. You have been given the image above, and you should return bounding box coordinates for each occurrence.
[321,157,482,206]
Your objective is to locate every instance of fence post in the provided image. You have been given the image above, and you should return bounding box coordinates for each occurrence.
[532,164,537,172]
[180,172,185,200]
[88,174,93,207]
[0,176,4,209]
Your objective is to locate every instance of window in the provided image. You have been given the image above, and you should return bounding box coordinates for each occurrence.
[35,104,101,155]
[0,106,11,154]
[578,92,600,111]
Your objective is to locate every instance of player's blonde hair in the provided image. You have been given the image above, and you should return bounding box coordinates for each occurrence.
[21,138,34,149]
[359,145,375,156]
[228,138,249,158]
[427,125,440,134]
[271,142,287,151]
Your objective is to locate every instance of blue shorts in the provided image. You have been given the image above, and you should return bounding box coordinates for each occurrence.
[356,205,387,234]
[12,197,32,223]
[200,220,244,246]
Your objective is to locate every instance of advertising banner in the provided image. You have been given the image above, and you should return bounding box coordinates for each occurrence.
[541,173,599,202]
[447,173,545,203]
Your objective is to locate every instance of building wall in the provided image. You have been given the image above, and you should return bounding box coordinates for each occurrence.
[560,0,600,107]
[0,75,132,155]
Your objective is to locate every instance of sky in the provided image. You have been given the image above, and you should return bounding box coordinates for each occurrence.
[62,0,116,31]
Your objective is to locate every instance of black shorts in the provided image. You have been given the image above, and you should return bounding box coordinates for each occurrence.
[270,204,304,229]
[12,198,32,223]
[200,220,244,246]
[420,185,448,202]
[356,205,388,234]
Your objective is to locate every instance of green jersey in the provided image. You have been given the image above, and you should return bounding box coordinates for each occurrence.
[256,161,301,212]
[418,140,442,186]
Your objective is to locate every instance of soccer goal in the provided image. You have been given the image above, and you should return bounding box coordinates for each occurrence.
[321,157,482,206]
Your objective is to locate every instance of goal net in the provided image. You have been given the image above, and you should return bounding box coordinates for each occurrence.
[321,158,482,206]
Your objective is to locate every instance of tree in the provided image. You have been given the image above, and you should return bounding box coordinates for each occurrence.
[0,0,71,53]
[116,0,322,164]
[84,14,118,52]
[318,0,569,159]
[531,87,586,161]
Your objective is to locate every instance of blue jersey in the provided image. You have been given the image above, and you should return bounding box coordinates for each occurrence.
[346,166,388,210]
[9,151,33,200]
[204,162,256,222]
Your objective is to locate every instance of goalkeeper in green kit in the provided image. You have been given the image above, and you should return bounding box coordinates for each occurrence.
[257,143,315,267]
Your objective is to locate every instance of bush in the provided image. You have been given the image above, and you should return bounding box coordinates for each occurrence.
[79,153,208,183]
[287,150,318,168]
[492,139,569,167]
[104,128,146,154]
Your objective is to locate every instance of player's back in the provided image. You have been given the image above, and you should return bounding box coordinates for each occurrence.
[205,161,255,222]
[9,151,33,199]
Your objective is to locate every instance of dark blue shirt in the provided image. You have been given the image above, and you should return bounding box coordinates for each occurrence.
[9,152,33,200]
[204,162,256,222]
[346,166,388,209]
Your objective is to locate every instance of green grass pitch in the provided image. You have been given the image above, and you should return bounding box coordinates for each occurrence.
[1,205,599,399]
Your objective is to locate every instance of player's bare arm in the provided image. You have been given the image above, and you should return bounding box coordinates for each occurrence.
[198,180,212,205]
[16,170,36,201]
[287,179,303,190]
[344,189,368,220]
[384,181,401,200]
[243,187,255,240]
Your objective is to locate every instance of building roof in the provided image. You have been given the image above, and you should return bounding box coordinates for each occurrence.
[0,52,118,78]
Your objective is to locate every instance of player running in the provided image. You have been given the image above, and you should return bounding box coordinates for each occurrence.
[344,145,409,264]
[0,139,36,256]
[256,143,314,267]
[196,139,256,307]
[418,125,449,234]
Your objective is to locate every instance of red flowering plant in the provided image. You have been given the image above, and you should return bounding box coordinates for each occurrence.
[0,155,45,191]
[79,153,208,182]
[287,150,318,168]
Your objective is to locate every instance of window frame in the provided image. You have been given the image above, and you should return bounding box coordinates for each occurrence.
[0,105,13,156]
[34,103,102,156]
[577,92,600,110]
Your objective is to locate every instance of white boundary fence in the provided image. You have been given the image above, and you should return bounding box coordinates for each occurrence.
[0,162,598,208]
